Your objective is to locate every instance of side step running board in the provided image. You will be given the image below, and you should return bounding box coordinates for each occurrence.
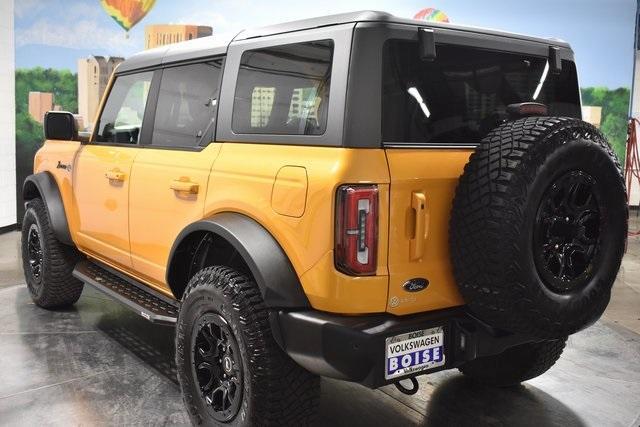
[73,260,179,325]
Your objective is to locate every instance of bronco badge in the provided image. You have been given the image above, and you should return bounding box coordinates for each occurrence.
[56,161,72,172]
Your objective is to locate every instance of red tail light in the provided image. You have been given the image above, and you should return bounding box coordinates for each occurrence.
[335,185,378,275]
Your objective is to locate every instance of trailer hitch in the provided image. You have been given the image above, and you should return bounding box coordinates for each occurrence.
[394,377,419,395]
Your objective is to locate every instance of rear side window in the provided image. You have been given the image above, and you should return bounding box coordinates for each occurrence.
[382,41,581,145]
[151,59,223,148]
[232,40,333,135]
[95,72,153,144]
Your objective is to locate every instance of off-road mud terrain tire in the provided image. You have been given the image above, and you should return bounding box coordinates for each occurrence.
[460,338,567,387]
[176,266,320,426]
[450,117,627,339]
[21,198,84,308]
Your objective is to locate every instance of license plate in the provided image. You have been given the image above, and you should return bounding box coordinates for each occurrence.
[385,327,445,380]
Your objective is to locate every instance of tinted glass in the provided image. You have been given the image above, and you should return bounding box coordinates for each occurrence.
[95,72,153,144]
[232,40,333,135]
[151,60,223,148]
[382,41,581,145]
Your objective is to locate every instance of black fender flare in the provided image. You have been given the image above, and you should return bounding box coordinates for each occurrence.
[167,212,310,309]
[23,172,73,245]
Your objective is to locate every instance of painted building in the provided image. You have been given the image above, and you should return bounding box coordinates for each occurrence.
[144,24,212,50]
[0,0,15,228]
[581,106,603,128]
[77,55,124,130]
[27,91,53,123]
[250,88,319,128]
[251,87,275,127]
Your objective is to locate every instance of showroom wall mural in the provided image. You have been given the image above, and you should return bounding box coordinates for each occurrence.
[14,0,636,221]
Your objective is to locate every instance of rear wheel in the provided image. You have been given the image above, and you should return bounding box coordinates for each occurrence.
[176,266,320,426]
[459,338,567,387]
[21,198,83,308]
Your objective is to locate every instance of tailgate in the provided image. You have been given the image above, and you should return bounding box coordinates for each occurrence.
[385,148,472,315]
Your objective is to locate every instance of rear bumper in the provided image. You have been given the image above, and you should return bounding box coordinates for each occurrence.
[273,307,535,388]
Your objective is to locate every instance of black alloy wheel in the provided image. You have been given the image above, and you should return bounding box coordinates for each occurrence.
[176,266,320,426]
[192,313,243,423]
[450,117,628,338]
[533,170,601,293]
[22,198,84,308]
[27,223,44,284]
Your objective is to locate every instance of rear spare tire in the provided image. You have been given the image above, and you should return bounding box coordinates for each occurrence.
[450,117,627,339]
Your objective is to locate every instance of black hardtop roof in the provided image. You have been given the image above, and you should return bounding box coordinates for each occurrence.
[117,10,570,73]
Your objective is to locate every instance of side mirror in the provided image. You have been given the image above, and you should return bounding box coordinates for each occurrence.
[44,111,78,141]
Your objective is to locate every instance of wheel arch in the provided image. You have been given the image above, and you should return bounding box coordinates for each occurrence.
[166,212,310,309]
[23,172,73,245]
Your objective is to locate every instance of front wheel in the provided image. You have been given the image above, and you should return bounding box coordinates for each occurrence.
[459,338,567,387]
[175,266,320,426]
[21,198,83,308]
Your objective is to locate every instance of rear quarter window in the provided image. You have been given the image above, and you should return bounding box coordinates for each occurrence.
[232,40,333,136]
[382,41,581,145]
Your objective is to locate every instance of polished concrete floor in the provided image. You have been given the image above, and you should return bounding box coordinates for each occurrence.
[1,227,640,426]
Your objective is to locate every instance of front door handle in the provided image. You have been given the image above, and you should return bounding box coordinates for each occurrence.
[410,192,428,260]
[170,178,199,194]
[105,169,125,181]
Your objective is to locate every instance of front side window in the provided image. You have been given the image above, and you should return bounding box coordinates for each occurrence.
[151,60,223,148]
[382,41,581,145]
[95,72,153,144]
[232,40,333,135]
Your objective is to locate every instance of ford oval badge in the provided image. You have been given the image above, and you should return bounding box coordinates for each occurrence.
[403,278,429,292]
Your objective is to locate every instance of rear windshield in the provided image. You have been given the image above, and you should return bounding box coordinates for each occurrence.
[382,41,581,145]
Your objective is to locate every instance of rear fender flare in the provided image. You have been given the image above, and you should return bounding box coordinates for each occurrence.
[167,212,310,309]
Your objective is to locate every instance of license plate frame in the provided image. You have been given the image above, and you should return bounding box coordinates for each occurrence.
[384,326,446,380]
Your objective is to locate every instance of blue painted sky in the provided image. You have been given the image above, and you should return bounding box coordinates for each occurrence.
[15,0,637,88]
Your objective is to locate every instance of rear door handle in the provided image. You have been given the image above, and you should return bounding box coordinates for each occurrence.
[105,169,125,181]
[170,178,199,194]
[410,192,428,260]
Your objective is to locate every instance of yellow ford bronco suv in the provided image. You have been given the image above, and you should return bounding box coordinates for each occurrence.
[22,11,627,426]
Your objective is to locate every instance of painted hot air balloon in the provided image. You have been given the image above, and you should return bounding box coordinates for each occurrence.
[101,0,157,37]
[414,8,450,23]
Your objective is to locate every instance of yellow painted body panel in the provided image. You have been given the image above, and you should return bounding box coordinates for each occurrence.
[34,137,470,315]
[73,145,138,268]
[206,143,390,313]
[33,140,82,238]
[128,144,221,291]
[384,149,471,315]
